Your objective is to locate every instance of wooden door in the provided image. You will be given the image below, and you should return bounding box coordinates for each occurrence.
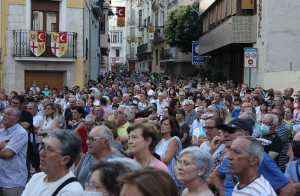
[25,71,64,92]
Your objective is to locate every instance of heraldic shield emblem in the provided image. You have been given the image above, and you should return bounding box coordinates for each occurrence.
[51,32,68,58]
[29,30,46,56]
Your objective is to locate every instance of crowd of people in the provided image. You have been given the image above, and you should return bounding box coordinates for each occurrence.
[0,71,299,196]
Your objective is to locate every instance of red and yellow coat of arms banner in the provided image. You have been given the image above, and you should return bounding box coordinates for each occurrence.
[117,7,125,27]
[51,32,67,58]
[29,30,46,56]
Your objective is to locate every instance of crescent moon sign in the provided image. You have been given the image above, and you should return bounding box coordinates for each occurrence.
[118,9,124,17]
[38,33,44,41]
[60,34,65,42]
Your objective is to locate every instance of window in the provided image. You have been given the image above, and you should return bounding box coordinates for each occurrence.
[138,10,142,27]
[131,9,136,23]
[31,0,59,31]
[116,49,120,57]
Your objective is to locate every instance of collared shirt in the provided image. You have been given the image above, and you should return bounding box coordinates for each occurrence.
[156,100,168,115]
[74,152,125,188]
[184,110,197,126]
[0,123,28,188]
[117,122,130,139]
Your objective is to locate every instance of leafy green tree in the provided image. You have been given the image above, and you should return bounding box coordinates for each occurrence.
[164,4,202,53]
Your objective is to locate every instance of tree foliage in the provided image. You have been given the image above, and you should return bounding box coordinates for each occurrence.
[163,5,202,53]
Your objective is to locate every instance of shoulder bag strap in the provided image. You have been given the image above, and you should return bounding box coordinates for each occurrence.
[51,177,78,196]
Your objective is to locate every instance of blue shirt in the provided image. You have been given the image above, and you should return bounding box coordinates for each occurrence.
[0,123,28,188]
[231,110,239,118]
[218,152,290,196]
[285,160,300,183]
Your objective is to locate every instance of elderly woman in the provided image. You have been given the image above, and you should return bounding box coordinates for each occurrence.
[119,167,179,196]
[155,116,182,190]
[127,122,168,172]
[176,146,214,196]
[84,161,132,196]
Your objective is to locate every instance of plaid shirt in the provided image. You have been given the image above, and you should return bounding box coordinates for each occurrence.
[0,123,28,188]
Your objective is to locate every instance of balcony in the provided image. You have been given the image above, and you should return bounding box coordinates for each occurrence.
[160,48,192,62]
[91,0,103,18]
[13,30,77,62]
[110,41,122,48]
[126,54,138,61]
[199,16,257,55]
[152,28,164,45]
[109,57,125,64]
[137,43,152,55]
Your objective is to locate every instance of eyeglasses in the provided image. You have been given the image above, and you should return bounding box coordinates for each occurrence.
[3,113,16,117]
[40,143,63,155]
[241,106,252,109]
[115,111,125,116]
[86,137,107,143]
[12,101,20,105]
[203,126,216,131]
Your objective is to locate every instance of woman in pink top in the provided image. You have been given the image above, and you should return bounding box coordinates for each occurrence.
[127,122,168,172]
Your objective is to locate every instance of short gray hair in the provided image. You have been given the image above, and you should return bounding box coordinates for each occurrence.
[185,100,194,105]
[242,111,256,125]
[8,107,22,120]
[47,129,81,168]
[28,102,38,110]
[85,114,95,122]
[179,146,213,181]
[119,105,131,120]
[96,125,114,146]
[197,106,207,113]
[264,114,278,126]
[237,136,264,166]
[108,157,142,171]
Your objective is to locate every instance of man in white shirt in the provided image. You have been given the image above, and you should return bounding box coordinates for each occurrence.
[156,93,168,116]
[27,102,43,172]
[229,136,276,196]
[22,129,83,196]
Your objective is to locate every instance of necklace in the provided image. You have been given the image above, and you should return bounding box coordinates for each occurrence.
[144,155,152,167]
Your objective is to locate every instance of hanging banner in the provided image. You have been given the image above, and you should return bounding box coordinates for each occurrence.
[51,32,68,57]
[117,7,125,27]
[29,30,46,56]
[148,25,154,40]
[130,37,135,48]
[192,42,206,65]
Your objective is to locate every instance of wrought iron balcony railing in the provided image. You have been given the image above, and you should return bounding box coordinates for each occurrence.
[13,30,77,59]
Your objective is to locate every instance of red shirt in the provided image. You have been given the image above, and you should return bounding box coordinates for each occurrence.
[76,126,88,154]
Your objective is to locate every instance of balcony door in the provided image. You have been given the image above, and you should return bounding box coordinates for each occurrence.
[31,0,60,57]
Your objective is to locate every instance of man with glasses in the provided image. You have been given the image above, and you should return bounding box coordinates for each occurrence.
[114,105,131,151]
[213,118,295,196]
[65,97,77,129]
[74,125,124,188]
[0,107,28,196]
[184,100,196,127]
[201,116,225,157]
[93,106,105,126]
[22,129,83,196]
[76,114,96,154]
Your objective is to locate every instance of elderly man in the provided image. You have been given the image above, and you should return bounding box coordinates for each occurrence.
[273,96,284,107]
[178,92,187,106]
[74,126,124,188]
[27,102,43,171]
[257,114,283,163]
[189,106,207,137]
[272,106,290,172]
[240,111,261,138]
[213,118,295,196]
[0,107,28,196]
[76,114,96,154]
[184,100,197,127]
[93,105,105,126]
[22,129,83,195]
[114,105,131,150]
[229,137,276,195]
[121,93,132,106]
[156,93,168,116]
